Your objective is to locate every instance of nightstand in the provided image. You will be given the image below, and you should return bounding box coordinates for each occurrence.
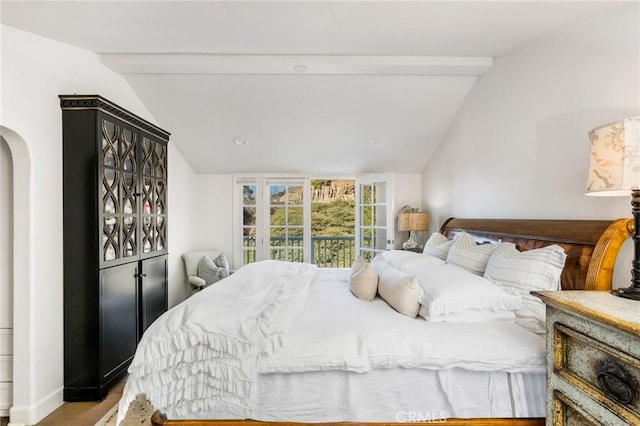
[533,291,640,425]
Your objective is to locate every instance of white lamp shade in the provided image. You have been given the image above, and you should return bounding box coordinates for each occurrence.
[586,116,640,196]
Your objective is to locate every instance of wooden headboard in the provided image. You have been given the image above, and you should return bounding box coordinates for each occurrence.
[440,218,632,291]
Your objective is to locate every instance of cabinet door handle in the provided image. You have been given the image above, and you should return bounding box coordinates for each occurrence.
[595,358,637,405]
[135,273,148,278]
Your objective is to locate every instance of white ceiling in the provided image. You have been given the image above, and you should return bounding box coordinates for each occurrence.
[1,1,631,174]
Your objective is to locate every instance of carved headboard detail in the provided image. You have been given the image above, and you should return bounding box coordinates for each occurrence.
[440,218,632,291]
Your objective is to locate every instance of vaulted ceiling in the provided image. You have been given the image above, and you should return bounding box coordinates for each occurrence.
[1,1,630,173]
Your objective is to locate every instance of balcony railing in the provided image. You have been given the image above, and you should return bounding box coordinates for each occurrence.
[243,235,358,268]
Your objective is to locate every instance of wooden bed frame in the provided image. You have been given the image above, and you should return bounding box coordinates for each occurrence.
[151,217,632,426]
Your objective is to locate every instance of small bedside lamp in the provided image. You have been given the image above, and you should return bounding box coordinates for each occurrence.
[586,116,640,300]
[397,210,429,251]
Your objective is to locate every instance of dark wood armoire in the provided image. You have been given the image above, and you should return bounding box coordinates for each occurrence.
[59,95,170,401]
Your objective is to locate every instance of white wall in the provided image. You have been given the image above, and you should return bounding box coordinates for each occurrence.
[422,5,639,288]
[188,173,423,267]
[167,143,199,307]
[191,175,235,256]
[0,136,14,416]
[0,25,197,424]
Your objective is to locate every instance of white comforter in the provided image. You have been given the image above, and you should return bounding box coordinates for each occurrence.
[118,262,545,423]
[260,276,545,374]
[117,260,318,424]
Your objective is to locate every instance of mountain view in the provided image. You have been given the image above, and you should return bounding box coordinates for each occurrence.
[266,179,356,267]
[310,180,355,236]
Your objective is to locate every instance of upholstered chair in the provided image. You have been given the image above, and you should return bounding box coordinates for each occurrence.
[181,250,230,294]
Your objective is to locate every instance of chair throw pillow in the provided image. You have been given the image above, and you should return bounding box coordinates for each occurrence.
[349,255,378,301]
[197,253,230,286]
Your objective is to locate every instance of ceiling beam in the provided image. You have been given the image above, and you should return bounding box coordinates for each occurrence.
[101,54,493,76]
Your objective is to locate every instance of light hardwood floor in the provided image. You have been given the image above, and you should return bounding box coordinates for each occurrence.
[0,377,126,426]
[31,377,126,426]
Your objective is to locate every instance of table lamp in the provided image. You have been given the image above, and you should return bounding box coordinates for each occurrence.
[586,116,640,300]
[397,211,429,251]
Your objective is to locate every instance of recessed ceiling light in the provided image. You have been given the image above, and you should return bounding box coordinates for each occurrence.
[233,137,248,146]
[293,64,308,73]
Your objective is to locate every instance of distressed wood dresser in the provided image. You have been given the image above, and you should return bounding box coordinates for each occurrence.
[533,291,640,425]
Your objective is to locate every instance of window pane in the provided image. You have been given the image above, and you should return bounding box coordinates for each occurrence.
[374,205,386,226]
[288,207,303,225]
[270,207,286,226]
[361,185,372,204]
[243,227,256,247]
[375,229,387,250]
[361,206,372,226]
[243,207,256,226]
[373,181,386,203]
[288,227,303,238]
[285,184,303,205]
[270,185,286,205]
[243,184,256,204]
[288,248,304,263]
[270,247,286,260]
[361,251,375,262]
[360,229,373,248]
[270,226,285,238]
[243,249,256,265]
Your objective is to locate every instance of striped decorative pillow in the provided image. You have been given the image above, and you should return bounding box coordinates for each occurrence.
[483,243,567,335]
[423,232,453,260]
[446,231,499,275]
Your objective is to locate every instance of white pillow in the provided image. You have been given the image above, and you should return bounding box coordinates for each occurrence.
[349,256,378,301]
[380,250,445,269]
[446,231,500,275]
[414,263,522,321]
[484,243,567,335]
[423,232,453,260]
[371,258,421,317]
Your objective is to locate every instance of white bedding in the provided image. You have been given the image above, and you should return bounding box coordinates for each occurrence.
[118,260,318,423]
[250,368,545,422]
[261,276,545,374]
[118,262,546,424]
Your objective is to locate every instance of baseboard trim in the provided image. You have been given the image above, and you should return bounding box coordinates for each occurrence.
[8,386,63,425]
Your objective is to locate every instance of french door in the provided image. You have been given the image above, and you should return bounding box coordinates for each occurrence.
[264,179,311,264]
[355,174,394,261]
[235,175,393,268]
[237,177,310,267]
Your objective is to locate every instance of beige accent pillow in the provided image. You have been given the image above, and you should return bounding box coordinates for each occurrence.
[349,256,378,301]
[372,258,421,317]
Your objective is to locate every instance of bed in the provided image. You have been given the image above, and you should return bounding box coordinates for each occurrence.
[117,217,631,426]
